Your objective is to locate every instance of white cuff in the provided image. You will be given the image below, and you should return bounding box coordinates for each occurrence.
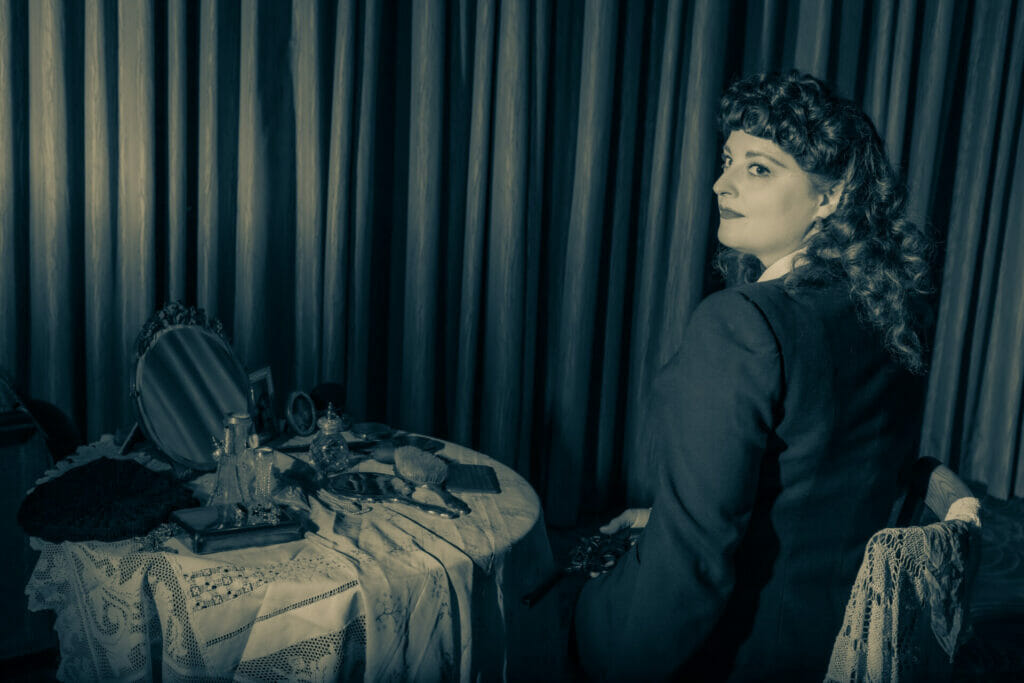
[945,497,981,527]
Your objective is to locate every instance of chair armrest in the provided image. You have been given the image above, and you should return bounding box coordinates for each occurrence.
[901,456,976,523]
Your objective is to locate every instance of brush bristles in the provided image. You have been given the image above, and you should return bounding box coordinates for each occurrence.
[394,445,448,484]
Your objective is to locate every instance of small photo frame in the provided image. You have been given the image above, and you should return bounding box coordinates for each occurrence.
[248,367,279,443]
[285,391,317,436]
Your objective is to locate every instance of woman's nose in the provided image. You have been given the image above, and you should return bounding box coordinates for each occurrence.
[712,170,733,197]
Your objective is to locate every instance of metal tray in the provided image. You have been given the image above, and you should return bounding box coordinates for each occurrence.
[171,504,304,554]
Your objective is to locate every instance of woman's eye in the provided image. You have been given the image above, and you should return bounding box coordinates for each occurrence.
[720,155,732,170]
[748,163,771,177]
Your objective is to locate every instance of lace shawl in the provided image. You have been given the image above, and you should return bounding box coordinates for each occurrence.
[825,512,980,683]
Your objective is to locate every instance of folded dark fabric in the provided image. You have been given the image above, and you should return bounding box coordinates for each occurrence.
[17,456,198,543]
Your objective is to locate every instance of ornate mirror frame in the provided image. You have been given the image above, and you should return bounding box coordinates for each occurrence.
[131,302,253,471]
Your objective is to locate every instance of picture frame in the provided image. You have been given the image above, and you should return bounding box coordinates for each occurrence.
[248,367,279,443]
[285,391,317,437]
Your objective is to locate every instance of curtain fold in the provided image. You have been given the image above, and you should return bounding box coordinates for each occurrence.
[83,0,115,438]
[322,0,356,388]
[453,0,494,449]
[166,0,188,304]
[117,0,157,429]
[0,0,17,390]
[197,0,220,321]
[832,0,863,97]
[402,0,444,435]
[341,0,380,423]
[546,0,618,523]
[481,0,529,470]
[864,0,896,131]
[234,0,268,368]
[28,0,76,423]
[439,0,469,446]
[793,0,830,76]
[5,0,1024,525]
[519,0,549,485]
[624,0,684,504]
[904,0,955,224]
[292,0,325,395]
[593,0,644,513]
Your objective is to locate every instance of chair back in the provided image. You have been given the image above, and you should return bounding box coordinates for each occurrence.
[0,374,59,659]
[826,457,981,683]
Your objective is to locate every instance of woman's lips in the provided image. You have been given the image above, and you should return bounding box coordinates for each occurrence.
[719,207,744,219]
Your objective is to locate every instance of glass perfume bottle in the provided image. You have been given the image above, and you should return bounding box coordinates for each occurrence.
[208,413,253,511]
[309,403,351,479]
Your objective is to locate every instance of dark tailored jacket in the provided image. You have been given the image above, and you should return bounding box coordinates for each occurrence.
[574,279,926,682]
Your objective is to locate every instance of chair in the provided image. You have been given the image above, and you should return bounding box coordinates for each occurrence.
[0,375,59,660]
[826,456,982,683]
[22,399,83,463]
[0,368,83,464]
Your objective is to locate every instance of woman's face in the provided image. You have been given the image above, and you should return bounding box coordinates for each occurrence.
[713,130,832,268]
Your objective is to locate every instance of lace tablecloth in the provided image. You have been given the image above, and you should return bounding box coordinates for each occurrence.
[26,436,561,681]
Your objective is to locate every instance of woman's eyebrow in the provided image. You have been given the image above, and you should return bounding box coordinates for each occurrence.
[745,150,788,168]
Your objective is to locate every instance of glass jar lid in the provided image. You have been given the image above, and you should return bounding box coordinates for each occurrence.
[317,403,345,433]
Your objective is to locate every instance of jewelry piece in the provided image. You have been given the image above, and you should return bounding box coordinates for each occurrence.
[137,522,184,553]
[246,502,282,526]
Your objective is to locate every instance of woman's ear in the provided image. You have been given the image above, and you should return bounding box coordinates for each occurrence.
[815,181,845,220]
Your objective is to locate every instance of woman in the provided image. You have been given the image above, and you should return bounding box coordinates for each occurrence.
[573,72,933,681]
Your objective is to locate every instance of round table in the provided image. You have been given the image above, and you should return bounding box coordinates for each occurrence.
[25,435,564,681]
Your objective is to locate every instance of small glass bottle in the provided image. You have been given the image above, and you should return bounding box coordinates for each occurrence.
[223,412,253,459]
[309,403,351,479]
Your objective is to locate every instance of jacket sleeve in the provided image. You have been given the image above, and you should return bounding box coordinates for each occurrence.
[574,289,783,681]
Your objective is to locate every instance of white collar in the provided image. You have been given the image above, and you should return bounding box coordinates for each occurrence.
[757,247,807,282]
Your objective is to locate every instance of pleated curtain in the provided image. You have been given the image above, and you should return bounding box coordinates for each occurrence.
[1,0,1022,525]
[921,0,1024,499]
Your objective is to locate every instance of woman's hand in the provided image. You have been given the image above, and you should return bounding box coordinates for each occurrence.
[579,509,649,577]
[598,507,651,534]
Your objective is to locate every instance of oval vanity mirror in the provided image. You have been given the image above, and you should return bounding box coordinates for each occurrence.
[132,303,252,471]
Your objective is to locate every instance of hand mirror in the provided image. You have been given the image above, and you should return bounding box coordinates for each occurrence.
[131,303,252,471]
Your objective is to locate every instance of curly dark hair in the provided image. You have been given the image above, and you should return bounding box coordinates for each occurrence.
[715,71,934,374]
